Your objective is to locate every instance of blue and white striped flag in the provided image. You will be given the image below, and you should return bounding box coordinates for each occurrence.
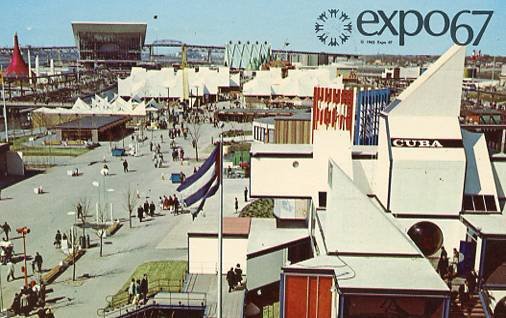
[177,143,221,215]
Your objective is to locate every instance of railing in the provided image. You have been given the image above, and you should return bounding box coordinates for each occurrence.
[479,289,494,318]
[97,292,207,318]
[105,277,184,310]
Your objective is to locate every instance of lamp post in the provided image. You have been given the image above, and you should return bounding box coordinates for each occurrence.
[15,227,30,287]
[92,181,100,223]
[0,262,3,312]
[106,188,115,223]
[67,211,77,281]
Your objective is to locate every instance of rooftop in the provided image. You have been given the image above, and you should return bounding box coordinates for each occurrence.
[337,255,449,293]
[250,143,313,156]
[284,254,448,293]
[188,217,251,237]
[54,115,128,130]
[462,214,506,236]
[324,159,421,256]
[247,218,308,256]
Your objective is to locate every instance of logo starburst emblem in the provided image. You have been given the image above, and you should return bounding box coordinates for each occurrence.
[315,9,352,47]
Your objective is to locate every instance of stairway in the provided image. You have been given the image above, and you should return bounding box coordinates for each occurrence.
[450,293,486,318]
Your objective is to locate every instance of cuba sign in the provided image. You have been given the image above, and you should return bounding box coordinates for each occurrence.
[391,138,463,148]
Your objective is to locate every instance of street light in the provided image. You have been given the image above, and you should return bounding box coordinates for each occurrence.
[67,211,77,281]
[15,226,30,287]
[92,181,100,224]
[106,188,115,222]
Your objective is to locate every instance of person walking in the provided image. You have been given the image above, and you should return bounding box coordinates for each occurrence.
[123,159,129,173]
[134,279,141,304]
[173,195,179,215]
[54,230,62,249]
[2,222,11,240]
[467,270,478,294]
[32,252,43,273]
[6,261,15,281]
[234,264,243,287]
[128,279,135,304]
[234,197,239,214]
[143,200,149,217]
[149,201,156,217]
[141,274,148,302]
[452,248,460,276]
[76,202,83,219]
[244,187,248,202]
[226,268,235,292]
[137,206,144,223]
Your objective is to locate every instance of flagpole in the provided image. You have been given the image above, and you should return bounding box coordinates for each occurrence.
[217,133,223,318]
[1,74,7,143]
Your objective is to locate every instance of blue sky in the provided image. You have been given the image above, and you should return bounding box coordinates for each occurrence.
[1,0,505,55]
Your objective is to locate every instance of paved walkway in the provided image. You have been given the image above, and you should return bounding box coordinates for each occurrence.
[185,274,244,318]
[0,121,251,317]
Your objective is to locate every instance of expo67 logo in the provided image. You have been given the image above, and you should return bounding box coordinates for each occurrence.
[315,8,494,47]
[315,9,352,47]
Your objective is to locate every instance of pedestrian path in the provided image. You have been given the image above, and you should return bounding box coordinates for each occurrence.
[185,274,245,318]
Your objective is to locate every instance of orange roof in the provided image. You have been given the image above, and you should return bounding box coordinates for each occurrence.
[223,217,251,236]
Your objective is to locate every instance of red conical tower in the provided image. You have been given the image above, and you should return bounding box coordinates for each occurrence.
[4,33,32,79]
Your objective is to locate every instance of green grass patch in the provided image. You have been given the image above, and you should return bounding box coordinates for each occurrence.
[240,198,274,218]
[223,129,252,137]
[14,146,90,157]
[109,260,187,308]
[263,302,280,318]
[10,136,90,157]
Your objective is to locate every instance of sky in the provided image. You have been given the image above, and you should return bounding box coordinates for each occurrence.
[1,0,505,56]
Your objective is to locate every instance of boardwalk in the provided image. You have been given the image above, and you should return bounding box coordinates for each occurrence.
[185,273,245,318]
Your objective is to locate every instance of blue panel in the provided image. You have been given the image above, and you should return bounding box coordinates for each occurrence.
[353,89,391,145]
[459,240,476,276]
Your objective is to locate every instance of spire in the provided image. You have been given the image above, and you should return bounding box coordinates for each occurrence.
[4,33,32,79]
[384,45,466,118]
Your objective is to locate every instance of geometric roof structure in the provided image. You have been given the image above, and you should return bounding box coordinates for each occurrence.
[384,45,466,118]
[71,21,147,46]
[4,33,34,79]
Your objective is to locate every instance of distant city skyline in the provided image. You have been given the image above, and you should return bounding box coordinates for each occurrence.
[1,0,505,56]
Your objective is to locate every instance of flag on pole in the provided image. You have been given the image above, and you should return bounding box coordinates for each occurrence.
[177,143,221,216]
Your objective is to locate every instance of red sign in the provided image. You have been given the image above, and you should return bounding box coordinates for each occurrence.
[312,86,354,140]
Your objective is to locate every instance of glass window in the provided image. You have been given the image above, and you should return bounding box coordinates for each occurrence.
[318,192,327,208]
[473,195,486,211]
[484,195,497,212]
[462,195,474,211]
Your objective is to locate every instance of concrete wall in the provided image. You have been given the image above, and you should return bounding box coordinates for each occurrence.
[352,159,376,195]
[374,117,391,209]
[390,160,466,215]
[188,236,248,274]
[493,161,506,200]
[247,249,286,291]
[91,129,99,143]
[6,151,24,176]
[250,156,320,198]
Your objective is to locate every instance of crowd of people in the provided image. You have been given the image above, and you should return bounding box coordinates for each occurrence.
[137,200,157,222]
[160,195,181,214]
[226,264,244,292]
[127,274,149,306]
[437,246,479,309]
[10,281,50,317]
